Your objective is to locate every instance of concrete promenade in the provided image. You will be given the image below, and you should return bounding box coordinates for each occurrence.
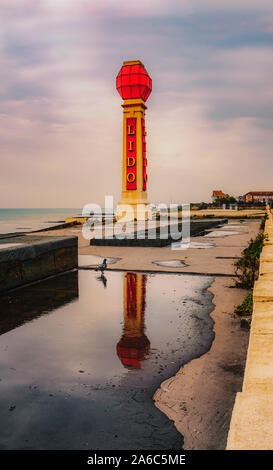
[227,207,273,449]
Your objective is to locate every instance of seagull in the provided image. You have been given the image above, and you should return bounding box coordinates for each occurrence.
[96,258,107,274]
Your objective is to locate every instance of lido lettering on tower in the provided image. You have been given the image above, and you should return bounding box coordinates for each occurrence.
[116,60,152,221]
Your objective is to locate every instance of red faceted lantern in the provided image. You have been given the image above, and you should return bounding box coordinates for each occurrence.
[116,60,152,102]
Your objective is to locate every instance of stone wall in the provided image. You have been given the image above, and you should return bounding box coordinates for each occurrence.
[227,207,273,449]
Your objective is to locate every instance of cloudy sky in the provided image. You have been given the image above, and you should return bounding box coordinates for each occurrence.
[1,0,273,207]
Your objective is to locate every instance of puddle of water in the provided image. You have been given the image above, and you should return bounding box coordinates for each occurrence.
[0,270,215,450]
[204,230,242,238]
[171,241,215,250]
[152,259,187,268]
[220,224,245,229]
[78,254,120,267]
[0,243,24,250]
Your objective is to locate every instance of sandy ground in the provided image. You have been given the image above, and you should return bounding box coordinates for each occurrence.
[32,219,260,449]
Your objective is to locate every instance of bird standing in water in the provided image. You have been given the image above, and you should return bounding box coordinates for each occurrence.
[95,258,108,288]
[96,258,107,274]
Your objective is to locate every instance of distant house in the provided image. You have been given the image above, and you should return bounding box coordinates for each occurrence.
[212,190,228,203]
[243,191,273,203]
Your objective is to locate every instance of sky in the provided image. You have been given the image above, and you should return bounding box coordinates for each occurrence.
[1,0,273,207]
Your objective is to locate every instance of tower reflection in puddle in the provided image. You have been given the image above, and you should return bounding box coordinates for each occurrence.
[117,272,150,369]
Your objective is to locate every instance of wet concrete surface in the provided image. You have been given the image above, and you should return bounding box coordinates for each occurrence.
[78,254,120,267]
[152,260,188,268]
[171,241,216,250]
[204,230,245,238]
[0,269,215,450]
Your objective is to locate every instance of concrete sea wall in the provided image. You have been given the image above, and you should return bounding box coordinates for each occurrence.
[90,218,227,247]
[227,207,273,449]
[0,235,78,293]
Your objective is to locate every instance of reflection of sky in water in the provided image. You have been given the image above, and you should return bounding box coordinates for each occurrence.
[152,260,187,268]
[204,230,242,238]
[219,224,245,229]
[171,241,215,250]
[0,270,214,450]
[78,254,120,267]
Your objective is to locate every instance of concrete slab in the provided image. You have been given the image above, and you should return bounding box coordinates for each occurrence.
[253,300,273,317]
[90,218,227,247]
[0,235,78,293]
[251,315,273,336]
[260,246,273,262]
[244,333,273,382]
[226,392,273,450]
[259,261,273,275]
[242,302,273,393]
[263,237,273,245]
[253,279,273,301]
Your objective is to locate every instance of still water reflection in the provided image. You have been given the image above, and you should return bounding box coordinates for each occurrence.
[117,273,150,368]
[0,269,214,450]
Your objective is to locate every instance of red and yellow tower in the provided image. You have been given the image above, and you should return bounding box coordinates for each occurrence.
[116,60,152,221]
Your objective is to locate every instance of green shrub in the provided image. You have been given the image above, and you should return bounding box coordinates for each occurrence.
[235,293,253,316]
[260,214,268,231]
[234,232,264,288]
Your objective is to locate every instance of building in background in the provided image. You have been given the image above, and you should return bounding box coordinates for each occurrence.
[243,192,273,203]
[211,190,228,203]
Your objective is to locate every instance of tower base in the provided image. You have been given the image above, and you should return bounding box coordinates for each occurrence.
[116,202,151,221]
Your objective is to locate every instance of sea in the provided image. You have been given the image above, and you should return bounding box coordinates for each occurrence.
[0,208,81,235]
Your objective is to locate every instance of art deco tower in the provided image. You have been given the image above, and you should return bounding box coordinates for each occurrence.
[116,60,152,221]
